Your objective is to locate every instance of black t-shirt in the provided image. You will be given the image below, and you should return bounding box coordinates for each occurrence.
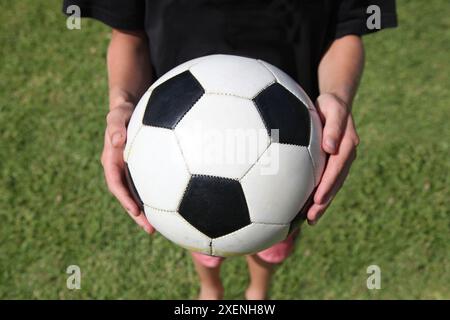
[63,0,397,100]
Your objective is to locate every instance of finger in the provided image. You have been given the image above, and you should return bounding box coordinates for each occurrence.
[103,161,140,216]
[314,135,357,205]
[106,106,133,148]
[307,157,353,224]
[315,96,348,154]
[327,158,353,203]
[129,211,156,234]
[307,202,330,225]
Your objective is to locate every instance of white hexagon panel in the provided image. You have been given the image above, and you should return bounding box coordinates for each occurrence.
[240,143,315,225]
[189,54,275,99]
[175,93,270,179]
[144,207,212,255]
[126,126,190,211]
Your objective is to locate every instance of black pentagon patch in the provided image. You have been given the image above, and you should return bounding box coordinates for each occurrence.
[179,175,251,239]
[288,188,316,234]
[143,71,205,129]
[253,83,310,146]
[124,163,144,211]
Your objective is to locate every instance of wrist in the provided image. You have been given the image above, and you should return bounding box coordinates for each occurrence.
[319,91,352,111]
[109,87,136,110]
[109,100,134,111]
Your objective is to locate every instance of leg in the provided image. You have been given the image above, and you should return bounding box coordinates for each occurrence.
[245,228,301,300]
[191,253,224,300]
[245,254,274,300]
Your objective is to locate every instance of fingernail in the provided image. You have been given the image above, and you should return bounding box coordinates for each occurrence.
[112,133,122,146]
[325,138,336,152]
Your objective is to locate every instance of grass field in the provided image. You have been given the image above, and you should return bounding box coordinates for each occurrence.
[0,1,449,299]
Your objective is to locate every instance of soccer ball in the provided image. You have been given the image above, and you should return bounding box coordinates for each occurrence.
[124,54,325,257]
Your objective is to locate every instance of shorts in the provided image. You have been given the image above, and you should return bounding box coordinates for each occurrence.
[191,228,301,268]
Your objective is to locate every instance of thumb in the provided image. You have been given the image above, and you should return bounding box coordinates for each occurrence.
[106,107,132,148]
[315,94,348,154]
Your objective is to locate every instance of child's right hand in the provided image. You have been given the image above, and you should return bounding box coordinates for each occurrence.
[101,103,155,234]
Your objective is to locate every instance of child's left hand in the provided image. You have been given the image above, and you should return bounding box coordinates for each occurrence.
[307,93,360,225]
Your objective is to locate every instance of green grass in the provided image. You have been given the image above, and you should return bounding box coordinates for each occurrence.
[0,0,449,299]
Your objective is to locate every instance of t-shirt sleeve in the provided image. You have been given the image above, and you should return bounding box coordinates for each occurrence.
[334,0,398,39]
[62,0,145,30]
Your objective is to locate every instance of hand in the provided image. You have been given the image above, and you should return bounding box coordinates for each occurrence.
[101,103,155,234]
[307,93,360,225]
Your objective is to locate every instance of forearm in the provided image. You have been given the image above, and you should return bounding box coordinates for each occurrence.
[107,29,152,110]
[318,35,365,109]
